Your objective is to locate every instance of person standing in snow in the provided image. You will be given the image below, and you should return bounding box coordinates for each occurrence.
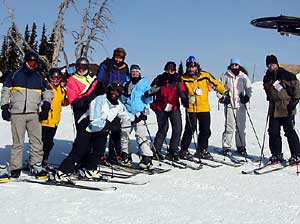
[96,47,129,164]
[148,61,188,161]
[219,58,252,156]
[58,57,99,179]
[263,54,300,164]
[120,64,154,169]
[41,68,69,167]
[179,56,227,160]
[0,52,53,178]
[55,83,128,182]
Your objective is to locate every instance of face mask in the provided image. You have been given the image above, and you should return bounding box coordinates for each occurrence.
[131,76,141,84]
[231,68,240,76]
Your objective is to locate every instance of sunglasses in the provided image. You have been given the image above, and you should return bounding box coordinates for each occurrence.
[231,64,239,67]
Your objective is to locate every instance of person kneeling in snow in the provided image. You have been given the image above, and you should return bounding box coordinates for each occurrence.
[55,82,129,182]
[120,64,154,169]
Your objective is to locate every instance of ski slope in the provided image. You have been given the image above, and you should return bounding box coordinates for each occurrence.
[1,81,300,224]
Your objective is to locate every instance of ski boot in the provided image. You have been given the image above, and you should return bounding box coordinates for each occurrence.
[139,155,153,170]
[52,170,73,183]
[30,162,48,179]
[83,169,102,181]
[237,147,247,156]
[288,155,300,165]
[178,149,193,160]
[0,164,10,182]
[165,151,179,161]
[10,169,22,178]
[119,152,133,168]
[99,156,110,166]
[222,147,231,156]
[268,153,284,164]
[195,149,213,160]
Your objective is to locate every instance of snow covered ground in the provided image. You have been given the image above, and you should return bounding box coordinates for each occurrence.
[1,81,300,224]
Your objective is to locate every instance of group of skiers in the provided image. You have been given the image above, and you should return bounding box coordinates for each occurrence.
[1,48,300,182]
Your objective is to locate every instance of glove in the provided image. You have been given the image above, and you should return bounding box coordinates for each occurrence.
[144,86,160,98]
[239,93,250,104]
[219,95,230,105]
[101,119,111,133]
[287,99,299,115]
[1,104,11,121]
[132,114,147,124]
[39,101,51,121]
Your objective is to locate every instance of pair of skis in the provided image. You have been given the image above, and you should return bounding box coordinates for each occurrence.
[241,161,298,175]
[0,177,117,191]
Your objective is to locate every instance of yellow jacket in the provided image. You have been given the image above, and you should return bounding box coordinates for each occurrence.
[182,71,226,112]
[42,83,69,128]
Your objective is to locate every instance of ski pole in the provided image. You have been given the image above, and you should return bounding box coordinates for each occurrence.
[243,104,262,149]
[144,120,162,166]
[259,113,269,166]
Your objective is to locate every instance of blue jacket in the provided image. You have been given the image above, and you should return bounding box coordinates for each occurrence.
[97,58,129,94]
[120,76,153,114]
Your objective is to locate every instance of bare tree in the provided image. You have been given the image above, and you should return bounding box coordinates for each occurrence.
[73,0,112,59]
[51,0,74,67]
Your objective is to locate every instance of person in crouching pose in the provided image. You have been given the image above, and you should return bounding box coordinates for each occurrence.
[55,83,129,182]
[120,64,154,169]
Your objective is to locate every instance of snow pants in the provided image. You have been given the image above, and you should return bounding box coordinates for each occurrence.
[108,117,122,160]
[42,126,57,162]
[153,109,182,155]
[222,106,246,149]
[10,113,43,170]
[59,117,106,174]
[268,115,300,157]
[121,119,153,157]
[181,112,211,152]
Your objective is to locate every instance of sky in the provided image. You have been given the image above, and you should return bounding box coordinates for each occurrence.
[0,0,300,81]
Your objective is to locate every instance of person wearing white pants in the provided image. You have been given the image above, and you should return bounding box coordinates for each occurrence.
[120,64,153,169]
[219,58,252,156]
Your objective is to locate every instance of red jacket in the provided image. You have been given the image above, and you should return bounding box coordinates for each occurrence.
[150,72,187,111]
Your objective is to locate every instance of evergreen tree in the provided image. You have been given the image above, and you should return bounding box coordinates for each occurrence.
[178,61,184,76]
[22,24,30,53]
[7,24,22,72]
[29,22,38,51]
[39,23,48,56]
[0,36,9,81]
[0,37,8,70]
[46,29,55,63]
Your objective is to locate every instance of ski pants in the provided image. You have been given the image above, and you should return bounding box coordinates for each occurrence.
[59,117,106,174]
[181,112,211,152]
[153,109,182,155]
[121,119,153,157]
[10,113,43,170]
[108,117,122,160]
[222,106,246,149]
[268,115,300,157]
[42,126,57,162]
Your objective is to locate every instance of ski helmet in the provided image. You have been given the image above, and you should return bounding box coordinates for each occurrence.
[24,52,39,63]
[186,56,198,68]
[75,57,89,66]
[113,48,126,59]
[48,68,62,85]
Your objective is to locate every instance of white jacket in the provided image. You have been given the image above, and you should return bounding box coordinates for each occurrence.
[220,70,252,108]
[83,95,133,132]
